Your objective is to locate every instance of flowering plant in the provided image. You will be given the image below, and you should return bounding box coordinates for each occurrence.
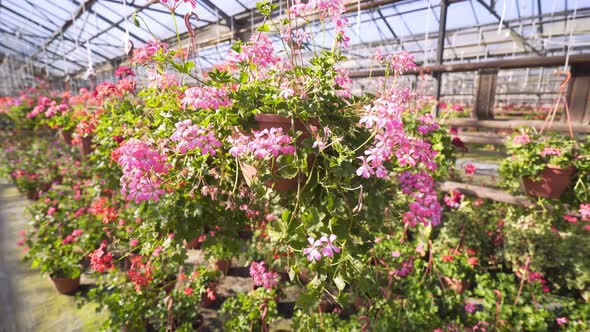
[219,287,279,331]
[499,129,577,192]
[23,188,103,278]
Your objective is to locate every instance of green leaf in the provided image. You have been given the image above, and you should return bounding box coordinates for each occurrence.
[132,14,140,27]
[334,275,346,291]
[257,23,270,32]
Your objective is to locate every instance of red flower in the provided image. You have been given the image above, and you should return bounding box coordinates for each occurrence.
[184,287,194,296]
[442,255,454,262]
[128,256,153,292]
[89,241,114,273]
[563,214,578,223]
[464,163,476,175]
[467,257,478,267]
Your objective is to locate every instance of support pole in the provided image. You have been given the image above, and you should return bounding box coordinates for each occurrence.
[434,0,449,117]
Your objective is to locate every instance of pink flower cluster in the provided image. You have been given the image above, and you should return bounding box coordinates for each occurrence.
[444,190,464,208]
[148,71,179,90]
[170,119,222,155]
[513,133,531,145]
[233,34,280,68]
[160,0,196,11]
[182,86,233,110]
[132,40,169,64]
[114,139,171,203]
[114,66,135,78]
[417,114,440,135]
[372,51,417,76]
[96,82,119,101]
[27,96,69,119]
[465,163,476,175]
[528,271,550,293]
[357,88,443,226]
[334,68,352,98]
[229,128,295,159]
[580,204,590,221]
[303,234,340,262]
[249,261,279,289]
[116,78,137,94]
[62,229,84,245]
[389,52,417,76]
[540,147,561,157]
[289,0,345,19]
[89,240,114,273]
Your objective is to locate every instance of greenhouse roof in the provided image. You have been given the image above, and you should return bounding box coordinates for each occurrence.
[0,0,589,78]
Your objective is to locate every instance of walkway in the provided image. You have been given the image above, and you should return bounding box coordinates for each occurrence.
[0,181,105,332]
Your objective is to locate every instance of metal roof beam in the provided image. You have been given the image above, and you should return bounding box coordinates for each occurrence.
[0,42,65,73]
[71,0,149,44]
[199,0,232,25]
[102,0,184,18]
[0,4,55,34]
[476,0,542,56]
[29,0,101,60]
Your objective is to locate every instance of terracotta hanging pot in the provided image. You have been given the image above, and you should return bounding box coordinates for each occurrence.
[60,129,74,145]
[50,275,81,294]
[200,285,217,308]
[185,237,201,250]
[79,135,95,156]
[522,165,575,199]
[213,259,231,275]
[241,114,316,193]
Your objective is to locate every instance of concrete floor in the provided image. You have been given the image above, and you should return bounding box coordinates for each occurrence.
[0,181,105,332]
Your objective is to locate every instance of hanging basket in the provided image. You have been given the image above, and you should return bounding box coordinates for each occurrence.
[240,114,316,193]
[522,166,576,199]
[213,259,231,275]
[79,135,95,156]
[59,129,74,146]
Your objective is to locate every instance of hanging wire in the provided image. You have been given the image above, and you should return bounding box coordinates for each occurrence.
[498,0,507,32]
[356,0,361,44]
[424,0,431,65]
[123,0,131,53]
[564,0,579,71]
[215,8,221,62]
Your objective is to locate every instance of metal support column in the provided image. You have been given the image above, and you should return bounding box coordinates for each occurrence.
[434,0,449,117]
[474,69,498,120]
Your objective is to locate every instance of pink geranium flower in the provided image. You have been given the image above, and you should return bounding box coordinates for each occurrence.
[303,237,323,262]
[464,163,476,175]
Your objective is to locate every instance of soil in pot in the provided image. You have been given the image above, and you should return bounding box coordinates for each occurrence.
[50,275,81,294]
[522,165,575,199]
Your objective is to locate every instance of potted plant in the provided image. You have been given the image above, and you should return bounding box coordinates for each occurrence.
[201,236,240,275]
[499,129,577,198]
[23,220,85,294]
[220,287,279,332]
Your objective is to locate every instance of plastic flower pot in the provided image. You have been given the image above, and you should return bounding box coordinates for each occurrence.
[50,275,80,294]
[241,114,316,193]
[213,259,231,275]
[59,129,74,145]
[522,165,575,199]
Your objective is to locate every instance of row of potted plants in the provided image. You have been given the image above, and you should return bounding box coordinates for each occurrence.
[0,0,589,330]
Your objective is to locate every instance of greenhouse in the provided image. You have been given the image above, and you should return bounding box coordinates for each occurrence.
[0,0,589,330]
